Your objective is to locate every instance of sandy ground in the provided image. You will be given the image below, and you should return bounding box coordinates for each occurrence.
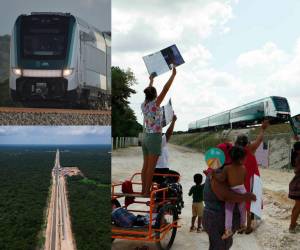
[112,144,300,250]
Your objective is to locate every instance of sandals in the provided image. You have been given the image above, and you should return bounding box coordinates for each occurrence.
[245,227,253,234]
[289,227,296,234]
[221,229,233,240]
[197,227,202,233]
[237,225,247,234]
[289,223,298,234]
[190,226,196,232]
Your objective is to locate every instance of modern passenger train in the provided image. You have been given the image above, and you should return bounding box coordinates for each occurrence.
[9,12,111,108]
[188,96,290,132]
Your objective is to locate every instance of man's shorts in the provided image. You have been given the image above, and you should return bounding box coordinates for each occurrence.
[142,133,162,156]
[192,202,204,217]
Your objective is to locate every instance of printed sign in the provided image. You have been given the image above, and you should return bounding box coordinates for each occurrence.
[250,174,263,218]
[161,99,174,127]
[290,114,300,136]
[143,44,185,77]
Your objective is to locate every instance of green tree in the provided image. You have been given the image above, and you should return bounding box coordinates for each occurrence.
[112,66,142,137]
[0,35,10,81]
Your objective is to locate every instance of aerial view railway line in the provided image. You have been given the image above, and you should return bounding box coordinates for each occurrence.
[188,96,291,132]
[45,150,76,250]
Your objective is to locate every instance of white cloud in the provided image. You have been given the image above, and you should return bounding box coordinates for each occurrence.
[112,0,234,53]
[0,126,111,137]
[234,39,300,116]
[113,0,300,130]
[237,42,288,72]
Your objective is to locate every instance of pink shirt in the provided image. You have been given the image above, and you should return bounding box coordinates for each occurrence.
[141,100,162,133]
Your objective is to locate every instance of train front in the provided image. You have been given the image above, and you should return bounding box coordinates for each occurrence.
[270,96,291,121]
[10,13,76,104]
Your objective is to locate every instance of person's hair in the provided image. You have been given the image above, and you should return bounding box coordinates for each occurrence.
[144,86,157,102]
[291,141,300,167]
[235,134,249,147]
[193,173,203,185]
[229,146,246,164]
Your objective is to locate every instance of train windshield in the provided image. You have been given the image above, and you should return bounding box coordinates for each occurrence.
[273,97,290,112]
[20,15,70,59]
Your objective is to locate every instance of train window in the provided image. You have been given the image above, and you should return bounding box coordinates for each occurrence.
[273,97,290,112]
[231,102,264,119]
[80,31,95,42]
[94,32,106,52]
[20,16,70,59]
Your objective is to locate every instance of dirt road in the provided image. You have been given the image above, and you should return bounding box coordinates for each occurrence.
[44,150,75,250]
[112,144,300,250]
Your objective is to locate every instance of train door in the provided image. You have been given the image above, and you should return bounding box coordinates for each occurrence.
[264,100,270,117]
[79,31,88,86]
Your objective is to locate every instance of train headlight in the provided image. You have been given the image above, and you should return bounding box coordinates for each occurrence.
[62,69,73,77]
[12,68,22,76]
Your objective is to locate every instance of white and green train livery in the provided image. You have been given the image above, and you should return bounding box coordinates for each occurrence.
[188,96,290,131]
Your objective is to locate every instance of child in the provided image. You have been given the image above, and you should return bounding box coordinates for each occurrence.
[188,173,204,232]
[213,146,247,239]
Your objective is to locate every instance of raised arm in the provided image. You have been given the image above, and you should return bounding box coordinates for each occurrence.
[156,67,176,106]
[165,114,177,142]
[148,73,155,87]
[211,177,256,203]
[249,119,269,153]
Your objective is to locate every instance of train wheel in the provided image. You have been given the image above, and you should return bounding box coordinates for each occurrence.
[155,204,178,250]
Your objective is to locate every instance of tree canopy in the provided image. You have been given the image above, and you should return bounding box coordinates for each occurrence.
[112,66,142,137]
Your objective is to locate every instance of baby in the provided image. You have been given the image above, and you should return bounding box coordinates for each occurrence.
[213,146,247,239]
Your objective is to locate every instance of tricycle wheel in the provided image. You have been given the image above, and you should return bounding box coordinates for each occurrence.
[155,204,178,250]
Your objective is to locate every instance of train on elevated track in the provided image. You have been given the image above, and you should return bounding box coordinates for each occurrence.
[10,12,111,108]
[188,96,290,132]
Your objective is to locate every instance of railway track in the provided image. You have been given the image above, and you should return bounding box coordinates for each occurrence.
[46,150,75,250]
[0,106,111,125]
[0,107,111,115]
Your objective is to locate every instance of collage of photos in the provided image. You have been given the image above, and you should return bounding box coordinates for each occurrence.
[1,0,300,250]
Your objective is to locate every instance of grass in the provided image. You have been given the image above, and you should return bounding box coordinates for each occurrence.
[171,123,294,153]
[170,131,223,152]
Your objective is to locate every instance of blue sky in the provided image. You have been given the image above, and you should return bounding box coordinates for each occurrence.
[205,0,300,71]
[0,0,110,35]
[113,0,300,130]
[0,126,111,145]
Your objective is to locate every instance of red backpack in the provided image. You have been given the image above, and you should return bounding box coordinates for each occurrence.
[122,180,134,194]
[122,180,135,207]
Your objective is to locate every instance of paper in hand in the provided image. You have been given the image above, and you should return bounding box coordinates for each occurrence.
[290,115,300,136]
[250,174,263,218]
[143,44,184,77]
[161,99,174,127]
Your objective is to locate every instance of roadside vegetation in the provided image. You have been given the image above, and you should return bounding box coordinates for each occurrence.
[171,123,293,153]
[112,66,143,141]
[170,131,223,152]
[65,145,111,250]
[0,146,53,250]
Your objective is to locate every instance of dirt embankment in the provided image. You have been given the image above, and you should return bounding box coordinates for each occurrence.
[171,124,294,169]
